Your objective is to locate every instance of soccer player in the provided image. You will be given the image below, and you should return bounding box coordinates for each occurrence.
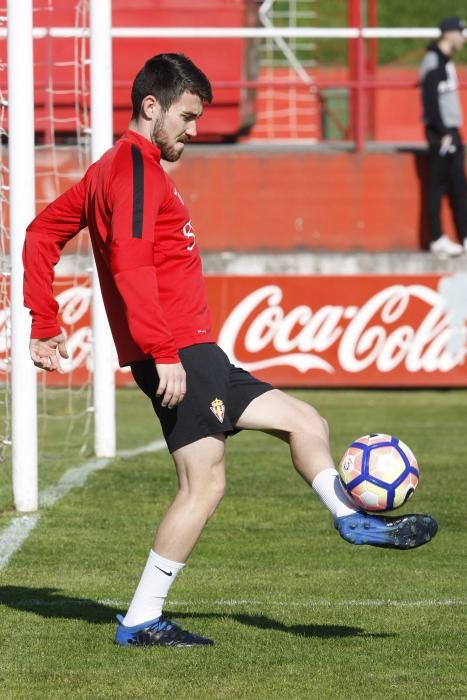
[23,54,438,648]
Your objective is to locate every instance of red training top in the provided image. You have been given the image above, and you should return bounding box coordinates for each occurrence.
[23,129,214,365]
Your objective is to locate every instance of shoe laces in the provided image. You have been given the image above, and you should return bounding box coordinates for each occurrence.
[152,615,178,633]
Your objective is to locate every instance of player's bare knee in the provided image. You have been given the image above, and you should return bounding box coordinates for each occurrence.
[191,475,225,520]
[206,483,225,519]
[289,400,327,438]
[208,470,226,505]
[176,478,224,521]
[186,462,226,514]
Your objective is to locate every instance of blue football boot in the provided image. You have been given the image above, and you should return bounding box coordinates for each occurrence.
[335,512,438,549]
[115,614,214,647]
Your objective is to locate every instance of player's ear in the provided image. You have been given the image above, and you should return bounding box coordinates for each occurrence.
[140,94,161,122]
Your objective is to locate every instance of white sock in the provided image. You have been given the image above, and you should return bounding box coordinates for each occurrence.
[122,550,185,628]
[312,467,358,519]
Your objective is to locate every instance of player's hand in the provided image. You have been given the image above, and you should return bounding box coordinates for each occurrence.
[440,134,453,156]
[29,333,69,373]
[155,362,186,409]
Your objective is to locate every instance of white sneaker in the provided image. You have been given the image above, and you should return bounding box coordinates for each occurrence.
[429,235,463,257]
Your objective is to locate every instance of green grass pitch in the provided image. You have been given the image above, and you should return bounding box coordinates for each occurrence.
[0,388,466,699]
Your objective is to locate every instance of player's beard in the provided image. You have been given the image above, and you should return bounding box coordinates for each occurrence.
[152,114,186,162]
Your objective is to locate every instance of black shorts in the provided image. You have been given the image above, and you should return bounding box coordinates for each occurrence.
[131,343,273,453]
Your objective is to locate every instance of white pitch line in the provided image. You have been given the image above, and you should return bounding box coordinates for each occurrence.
[0,514,41,571]
[39,458,111,509]
[0,439,166,571]
[116,439,166,459]
[8,598,466,610]
[169,598,467,609]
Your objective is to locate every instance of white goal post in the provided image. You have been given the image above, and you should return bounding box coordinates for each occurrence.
[89,0,116,459]
[8,0,37,512]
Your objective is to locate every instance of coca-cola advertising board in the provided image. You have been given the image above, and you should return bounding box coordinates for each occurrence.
[208,275,467,387]
[2,274,466,387]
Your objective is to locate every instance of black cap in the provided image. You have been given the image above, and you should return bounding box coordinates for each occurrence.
[439,16,466,33]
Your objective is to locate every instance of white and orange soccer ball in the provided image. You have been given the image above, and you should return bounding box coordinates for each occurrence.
[338,434,419,513]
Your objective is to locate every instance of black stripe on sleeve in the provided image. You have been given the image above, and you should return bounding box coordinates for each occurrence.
[131,144,144,238]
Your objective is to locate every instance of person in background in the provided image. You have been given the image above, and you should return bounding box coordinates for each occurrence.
[420,16,467,257]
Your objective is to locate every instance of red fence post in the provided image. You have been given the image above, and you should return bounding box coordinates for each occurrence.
[367,0,378,139]
[348,0,366,151]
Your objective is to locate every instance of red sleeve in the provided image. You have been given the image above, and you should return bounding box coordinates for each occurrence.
[108,145,179,364]
[23,176,87,339]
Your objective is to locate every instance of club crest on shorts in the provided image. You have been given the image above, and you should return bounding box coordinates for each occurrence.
[210,397,225,423]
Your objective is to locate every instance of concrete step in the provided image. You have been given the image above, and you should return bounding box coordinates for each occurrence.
[55,251,467,276]
[201,251,467,275]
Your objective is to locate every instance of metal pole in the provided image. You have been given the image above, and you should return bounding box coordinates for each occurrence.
[7,0,38,511]
[90,0,116,457]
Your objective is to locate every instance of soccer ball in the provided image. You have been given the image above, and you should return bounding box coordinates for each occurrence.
[338,433,419,513]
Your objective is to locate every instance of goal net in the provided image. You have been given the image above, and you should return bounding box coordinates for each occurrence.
[0,0,94,512]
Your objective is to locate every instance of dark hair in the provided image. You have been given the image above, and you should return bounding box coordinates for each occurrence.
[131,53,213,118]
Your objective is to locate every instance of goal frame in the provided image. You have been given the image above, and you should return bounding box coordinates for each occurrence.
[8,0,116,513]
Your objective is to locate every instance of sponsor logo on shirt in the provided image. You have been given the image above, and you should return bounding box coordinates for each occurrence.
[183,219,196,251]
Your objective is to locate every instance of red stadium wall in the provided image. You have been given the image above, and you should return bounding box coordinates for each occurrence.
[169,146,462,251]
[23,145,464,256]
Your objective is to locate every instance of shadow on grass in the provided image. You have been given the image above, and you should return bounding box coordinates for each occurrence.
[0,586,120,623]
[174,611,396,639]
[0,586,396,639]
